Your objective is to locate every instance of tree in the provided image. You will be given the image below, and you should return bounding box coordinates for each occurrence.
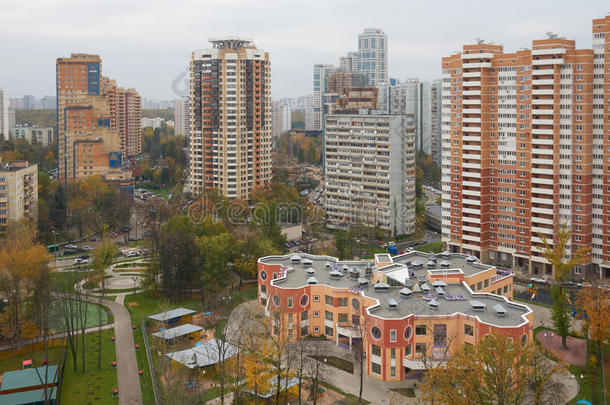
[420,334,566,405]
[575,284,610,363]
[539,224,590,349]
[93,240,118,369]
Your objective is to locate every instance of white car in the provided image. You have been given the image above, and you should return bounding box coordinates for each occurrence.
[82,245,93,251]
[74,258,88,265]
[125,251,140,257]
[529,277,547,284]
[65,244,78,250]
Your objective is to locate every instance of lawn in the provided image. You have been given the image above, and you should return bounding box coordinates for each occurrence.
[124,290,203,322]
[51,271,90,291]
[319,381,370,404]
[114,263,147,269]
[61,329,118,404]
[48,299,110,333]
[415,241,444,254]
[391,387,416,397]
[132,325,155,404]
[309,355,353,374]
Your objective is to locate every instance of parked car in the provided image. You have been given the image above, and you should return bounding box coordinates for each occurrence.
[529,277,547,284]
[82,245,93,251]
[65,244,78,250]
[64,248,79,255]
[78,254,90,260]
[125,251,139,258]
[139,248,149,256]
[73,258,88,265]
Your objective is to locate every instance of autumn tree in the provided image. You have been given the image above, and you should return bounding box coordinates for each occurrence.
[93,240,118,369]
[539,224,590,349]
[575,283,610,363]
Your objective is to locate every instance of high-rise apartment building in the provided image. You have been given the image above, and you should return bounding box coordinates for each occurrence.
[189,37,272,199]
[0,160,37,234]
[56,53,140,184]
[174,97,190,136]
[313,64,338,131]
[0,89,8,140]
[41,96,57,110]
[430,79,442,166]
[339,51,359,73]
[280,105,291,132]
[324,112,415,236]
[358,28,388,86]
[13,125,54,147]
[441,15,610,279]
[271,101,281,139]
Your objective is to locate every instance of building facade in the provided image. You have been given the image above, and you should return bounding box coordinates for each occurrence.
[271,101,281,139]
[0,89,8,141]
[313,64,338,132]
[358,28,388,86]
[441,14,610,279]
[339,51,359,73]
[0,160,37,234]
[257,251,532,381]
[56,54,139,184]
[281,105,291,132]
[13,125,54,147]
[189,37,272,199]
[174,97,190,136]
[324,112,415,236]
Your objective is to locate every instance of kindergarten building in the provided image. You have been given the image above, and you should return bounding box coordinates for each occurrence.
[257,251,533,381]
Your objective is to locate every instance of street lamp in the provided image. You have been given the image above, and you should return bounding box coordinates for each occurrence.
[132,276,138,295]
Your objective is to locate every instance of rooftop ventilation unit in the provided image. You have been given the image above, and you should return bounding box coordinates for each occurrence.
[291,254,302,263]
[429,300,440,310]
[427,260,436,268]
[374,282,389,291]
[432,280,447,288]
[342,264,349,271]
[435,286,445,296]
[358,278,369,287]
[470,300,486,312]
[421,283,430,292]
[465,255,479,263]
[404,278,412,287]
[440,250,451,258]
[306,267,315,275]
[418,274,426,282]
[388,298,398,310]
[302,258,313,266]
[400,287,413,298]
[494,304,507,317]
[330,270,343,279]
[412,283,422,292]
[307,276,317,284]
[440,260,450,267]
[325,261,332,268]
[350,267,360,278]
[412,260,424,268]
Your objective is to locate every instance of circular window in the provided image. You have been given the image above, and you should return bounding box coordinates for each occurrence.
[404,325,412,340]
[371,326,382,339]
[260,271,267,280]
[273,295,280,307]
[352,298,360,310]
[521,334,527,347]
[300,294,309,307]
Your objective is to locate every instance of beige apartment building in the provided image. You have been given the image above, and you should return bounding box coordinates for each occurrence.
[324,112,416,236]
[0,160,37,234]
[189,38,272,199]
[441,14,610,279]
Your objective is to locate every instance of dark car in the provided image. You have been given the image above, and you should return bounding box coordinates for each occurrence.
[64,248,79,254]
[78,254,90,260]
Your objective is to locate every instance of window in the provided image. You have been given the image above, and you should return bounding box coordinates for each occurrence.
[260,271,267,280]
[325,295,333,305]
[324,311,333,321]
[301,311,308,321]
[371,326,382,339]
[313,326,320,333]
[338,297,348,307]
[325,326,333,336]
[416,343,427,356]
[391,366,396,377]
[314,311,319,318]
[404,325,412,340]
[273,295,280,307]
[464,324,474,336]
[390,329,397,342]
[338,313,348,323]
[477,281,482,290]
[415,325,426,336]
[372,344,381,356]
[300,294,309,307]
[287,297,293,308]
[313,295,319,302]
[352,298,360,310]
[371,362,381,375]
[521,334,527,347]
[260,285,266,294]
[405,344,412,356]
[484,279,489,288]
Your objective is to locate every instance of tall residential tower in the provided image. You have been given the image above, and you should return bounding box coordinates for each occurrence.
[358,28,388,86]
[189,38,272,199]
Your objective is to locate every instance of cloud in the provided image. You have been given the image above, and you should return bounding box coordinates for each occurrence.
[0,0,607,100]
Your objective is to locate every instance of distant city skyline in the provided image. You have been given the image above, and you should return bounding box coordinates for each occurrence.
[0,0,607,100]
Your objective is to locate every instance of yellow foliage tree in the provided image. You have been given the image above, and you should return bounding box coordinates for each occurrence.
[243,340,274,399]
[575,284,610,362]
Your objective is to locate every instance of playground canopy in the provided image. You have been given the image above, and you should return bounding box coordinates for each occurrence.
[148,308,196,323]
[152,324,203,341]
[166,338,238,369]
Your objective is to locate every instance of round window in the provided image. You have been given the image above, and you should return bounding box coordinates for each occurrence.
[273,295,280,307]
[300,294,309,307]
[260,271,267,280]
[521,334,527,347]
[352,298,360,310]
[371,326,381,339]
[404,325,412,340]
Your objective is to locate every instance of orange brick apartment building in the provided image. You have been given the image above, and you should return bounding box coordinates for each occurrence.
[440,14,610,280]
[257,251,532,381]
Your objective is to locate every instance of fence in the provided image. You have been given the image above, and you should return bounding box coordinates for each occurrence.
[141,318,161,405]
[0,336,67,361]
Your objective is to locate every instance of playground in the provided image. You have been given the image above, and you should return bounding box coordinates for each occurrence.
[535,329,586,367]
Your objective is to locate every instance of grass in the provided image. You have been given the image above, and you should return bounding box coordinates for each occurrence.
[124,290,203,321]
[61,329,118,404]
[0,346,64,374]
[114,263,147,269]
[51,271,90,291]
[200,386,222,401]
[319,381,369,404]
[391,387,416,397]
[132,326,155,404]
[415,241,444,253]
[309,355,353,374]
[48,300,110,332]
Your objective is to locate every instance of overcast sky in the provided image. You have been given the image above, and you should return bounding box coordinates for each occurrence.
[1,0,608,101]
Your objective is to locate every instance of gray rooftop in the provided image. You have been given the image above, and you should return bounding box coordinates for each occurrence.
[166,338,238,369]
[148,308,196,322]
[152,324,203,340]
[261,254,530,327]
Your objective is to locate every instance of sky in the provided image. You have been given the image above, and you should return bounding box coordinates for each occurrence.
[1,0,608,101]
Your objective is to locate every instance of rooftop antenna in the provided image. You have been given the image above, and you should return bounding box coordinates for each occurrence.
[545,32,558,39]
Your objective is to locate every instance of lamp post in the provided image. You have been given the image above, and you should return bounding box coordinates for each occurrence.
[132,276,138,295]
